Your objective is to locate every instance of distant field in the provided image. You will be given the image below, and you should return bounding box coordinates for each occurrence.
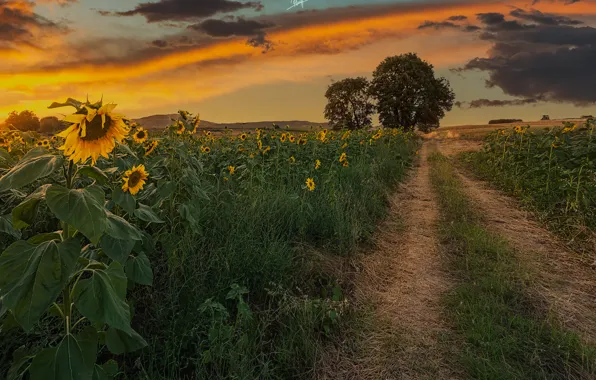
[428,119,588,140]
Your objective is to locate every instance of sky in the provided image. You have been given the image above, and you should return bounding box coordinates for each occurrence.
[1,0,595,126]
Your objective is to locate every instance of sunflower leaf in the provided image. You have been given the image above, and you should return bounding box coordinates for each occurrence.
[105,327,147,355]
[0,239,80,331]
[112,187,136,215]
[105,211,142,241]
[12,184,51,230]
[0,214,21,239]
[0,153,63,192]
[46,185,107,244]
[77,166,109,185]
[29,333,93,380]
[134,203,164,224]
[100,235,135,264]
[125,253,152,285]
[73,261,132,333]
[47,98,83,111]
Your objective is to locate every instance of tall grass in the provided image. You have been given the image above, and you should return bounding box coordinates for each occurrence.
[429,152,595,380]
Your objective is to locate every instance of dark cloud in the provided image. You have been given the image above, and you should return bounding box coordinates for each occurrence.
[417,21,459,30]
[246,32,272,53]
[447,15,467,21]
[532,0,581,4]
[456,97,545,108]
[455,10,596,106]
[0,0,68,48]
[151,39,168,48]
[103,0,264,23]
[190,18,274,37]
[509,8,583,25]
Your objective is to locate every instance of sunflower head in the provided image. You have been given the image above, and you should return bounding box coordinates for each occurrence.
[315,159,321,169]
[280,133,287,142]
[289,135,296,143]
[201,145,211,153]
[133,127,148,143]
[228,166,235,175]
[42,139,50,147]
[339,152,347,163]
[36,141,43,147]
[57,103,129,164]
[289,156,296,163]
[239,133,247,141]
[122,164,149,195]
[144,140,159,156]
[343,160,349,168]
[257,140,263,150]
[305,178,315,191]
[262,146,271,154]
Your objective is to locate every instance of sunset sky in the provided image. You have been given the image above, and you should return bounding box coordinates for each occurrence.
[1,0,595,125]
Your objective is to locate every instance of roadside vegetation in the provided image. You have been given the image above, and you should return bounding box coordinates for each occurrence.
[459,120,596,258]
[429,151,596,379]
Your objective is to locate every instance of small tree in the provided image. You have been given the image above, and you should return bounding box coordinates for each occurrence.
[5,110,40,132]
[324,77,374,130]
[40,116,65,134]
[370,53,455,132]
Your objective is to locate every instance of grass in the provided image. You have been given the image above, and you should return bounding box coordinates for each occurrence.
[428,151,596,380]
[458,123,596,259]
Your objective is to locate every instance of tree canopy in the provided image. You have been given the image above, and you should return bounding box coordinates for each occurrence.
[369,53,455,132]
[5,110,41,132]
[324,77,374,130]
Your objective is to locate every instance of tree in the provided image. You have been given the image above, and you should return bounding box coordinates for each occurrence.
[5,110,40,132]
[324,77,374,130]
[370,53,455,132]
[40,116,65,133]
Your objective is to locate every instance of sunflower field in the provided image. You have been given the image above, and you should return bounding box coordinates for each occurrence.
[460,119,596,256]
[0,98,418,379]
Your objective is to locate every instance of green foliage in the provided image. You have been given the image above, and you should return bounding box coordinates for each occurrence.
[370,53,455,132]
[429,152,595,379]
[461,120,596,255]
[324,77,374,130]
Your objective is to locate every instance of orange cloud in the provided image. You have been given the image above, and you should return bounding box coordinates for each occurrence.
[1,0,595,119]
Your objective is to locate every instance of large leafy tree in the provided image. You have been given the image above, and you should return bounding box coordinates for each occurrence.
[324,77,375,130]
[5,110,41,132]
[370,53,455,132]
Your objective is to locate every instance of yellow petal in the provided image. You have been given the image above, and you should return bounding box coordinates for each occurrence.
[63,114,86,124]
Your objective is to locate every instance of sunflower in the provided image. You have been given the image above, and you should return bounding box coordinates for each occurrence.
[122,164,149,195]
[298,138,307,145]
[201,145,211,153]
[343,161,349,168]
[562,124,577,134]
[57,104,129,164]
[372,131,382,140]
[315,159,321,169]
[257,140,263,150]
[42,139,50,147]
[339,152,347,163]
[133,127,148,143]
[342,131,351,140]
[289,135,296,143]
[175,121,185,135]
[289,156,296,163]
[305,178,315,191]
[239,133,247,141]
[36,141,44,147]
[228,166,235,175]
[262,146,271,154]
[341,142,348,149]
[144,140,159,156]
[280,133,287,143]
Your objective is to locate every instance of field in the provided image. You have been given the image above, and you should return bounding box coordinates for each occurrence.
[0,103,417,379]
[0,104,595,380]
[427,118,589,140]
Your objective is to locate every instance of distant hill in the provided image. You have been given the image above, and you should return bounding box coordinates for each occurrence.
[132,114,328,131]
